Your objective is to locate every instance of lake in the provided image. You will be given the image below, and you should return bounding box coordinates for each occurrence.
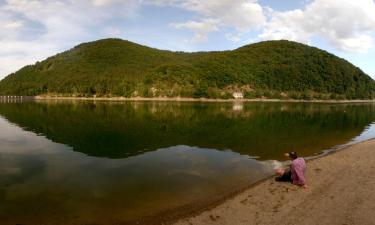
[0,100,374,224]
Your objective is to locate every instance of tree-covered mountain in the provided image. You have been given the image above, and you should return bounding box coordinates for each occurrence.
[0,38,374,99]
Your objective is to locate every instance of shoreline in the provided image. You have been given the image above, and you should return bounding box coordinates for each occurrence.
[173,138,375,225]
[29,96,375,103]
[128,138,375,225]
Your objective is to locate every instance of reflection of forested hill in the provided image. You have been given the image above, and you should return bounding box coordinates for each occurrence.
[0,101,374,159]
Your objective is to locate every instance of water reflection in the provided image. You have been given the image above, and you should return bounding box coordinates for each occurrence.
[0,101,374,160]
[352,122,375,142]
[0,116,269,224]
[0,101,374,224]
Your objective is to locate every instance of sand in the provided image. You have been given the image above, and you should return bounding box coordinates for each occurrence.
[174,139,375,225]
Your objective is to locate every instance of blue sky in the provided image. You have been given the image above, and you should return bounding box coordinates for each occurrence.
[0,0,375,79]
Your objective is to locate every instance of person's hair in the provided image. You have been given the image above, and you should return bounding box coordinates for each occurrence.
[289,152,298,159]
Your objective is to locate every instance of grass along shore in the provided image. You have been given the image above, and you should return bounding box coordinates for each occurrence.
[27,95,375,103]
[174,138,375,225]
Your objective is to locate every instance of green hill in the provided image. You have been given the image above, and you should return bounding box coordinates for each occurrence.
[0,38,374,99]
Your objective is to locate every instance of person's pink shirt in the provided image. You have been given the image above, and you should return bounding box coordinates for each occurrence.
[291,158,306,185]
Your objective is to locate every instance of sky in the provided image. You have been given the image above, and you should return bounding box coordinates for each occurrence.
[1,0,375,80]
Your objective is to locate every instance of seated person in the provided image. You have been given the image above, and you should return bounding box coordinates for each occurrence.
[275,152,307,188]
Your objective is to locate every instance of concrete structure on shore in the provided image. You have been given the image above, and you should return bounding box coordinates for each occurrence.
[0,96,33,102]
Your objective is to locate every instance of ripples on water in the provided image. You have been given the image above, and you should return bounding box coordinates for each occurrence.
[0,100,374,224]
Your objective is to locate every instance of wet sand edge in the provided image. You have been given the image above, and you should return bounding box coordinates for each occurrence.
[128,138,375,225]
[172,138,375,225]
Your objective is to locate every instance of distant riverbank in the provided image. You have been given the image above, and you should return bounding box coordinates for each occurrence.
[30,96,375,103]
[174,138,375,225]
[1,99,374,225]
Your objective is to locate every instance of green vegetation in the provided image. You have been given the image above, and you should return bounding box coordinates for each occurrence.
[0,39,374,99]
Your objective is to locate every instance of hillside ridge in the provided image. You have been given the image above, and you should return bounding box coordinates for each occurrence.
[0,38,374,100]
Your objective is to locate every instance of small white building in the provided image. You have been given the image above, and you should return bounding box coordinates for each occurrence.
[232,92,244,99]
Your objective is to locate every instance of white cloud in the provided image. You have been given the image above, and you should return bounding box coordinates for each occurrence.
[0,0,140,79]
[1,0,375,80]
[335,35,374,53]
[0,39,58,78]
[3,20,23,29]
[171,19,219,42]
[91,0,139,7]
[91,0,117,6]
[149,0,266,42]
[177,0,266,31]
[260,0,375,52]
[225,33,241,42]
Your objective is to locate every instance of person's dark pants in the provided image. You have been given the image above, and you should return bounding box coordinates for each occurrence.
[275,169,292,182]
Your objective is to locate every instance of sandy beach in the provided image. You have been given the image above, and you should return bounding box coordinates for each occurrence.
[174,139,375,225]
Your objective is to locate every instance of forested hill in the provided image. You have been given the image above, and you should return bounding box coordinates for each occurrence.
[0,38,374,99]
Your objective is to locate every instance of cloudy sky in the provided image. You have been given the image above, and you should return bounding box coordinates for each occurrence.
[1,0,375,80]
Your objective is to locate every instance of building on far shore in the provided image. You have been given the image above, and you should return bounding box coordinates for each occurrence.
[232,92,244,99]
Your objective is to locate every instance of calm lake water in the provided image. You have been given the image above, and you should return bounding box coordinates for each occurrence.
[0,100,375,224]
